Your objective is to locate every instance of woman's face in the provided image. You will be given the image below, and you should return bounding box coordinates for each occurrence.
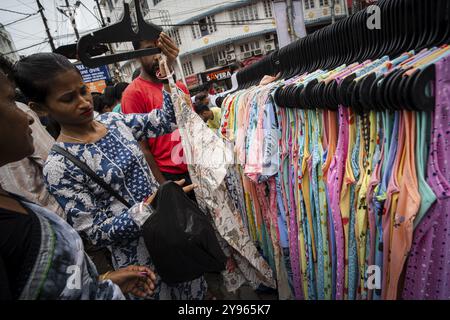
[0,72,34,167]
[41,69,94,126]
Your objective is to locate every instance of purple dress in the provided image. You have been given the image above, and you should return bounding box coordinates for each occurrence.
[402,56,450,299]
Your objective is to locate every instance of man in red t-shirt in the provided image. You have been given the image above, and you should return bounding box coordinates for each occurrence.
[121,33,194,194]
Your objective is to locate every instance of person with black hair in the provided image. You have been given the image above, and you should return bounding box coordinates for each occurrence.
[0,55,65,218]
[100,86,117,114]
[193,103,222,132]
[92,94,105,113]
[0,54,157,300]
[112,82,129,113]
[122,33,196,197]
[13,52,206,300]
[194,91,210,108]
[193,92,222,132]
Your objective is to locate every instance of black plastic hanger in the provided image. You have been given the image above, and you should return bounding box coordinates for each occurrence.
[78,0,162,68]
[358,72,376,112]
[410,64,436,112]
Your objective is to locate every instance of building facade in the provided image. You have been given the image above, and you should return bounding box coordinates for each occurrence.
[0,23,19,63]
[100,0,347,91]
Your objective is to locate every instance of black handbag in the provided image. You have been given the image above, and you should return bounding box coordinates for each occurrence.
[142,181,227,285]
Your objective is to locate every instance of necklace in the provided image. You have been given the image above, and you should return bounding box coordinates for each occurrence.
[59,131,87,143]
[59,122,106,143]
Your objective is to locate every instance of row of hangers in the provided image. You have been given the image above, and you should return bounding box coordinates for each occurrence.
[273,46,449,114]
[77,0,162,68]
[234,0,450,113]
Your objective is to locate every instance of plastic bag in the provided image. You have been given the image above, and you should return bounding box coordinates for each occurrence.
[142,181,226,285]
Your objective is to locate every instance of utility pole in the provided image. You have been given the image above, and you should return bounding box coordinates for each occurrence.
[286,0,296,42]
[292,0,307,39]
[94,0,106,27]
[64,0,80,40]
[273,0,291,48]
[93,0,123,82]
[36,0,56,51]
[331,0,336,24]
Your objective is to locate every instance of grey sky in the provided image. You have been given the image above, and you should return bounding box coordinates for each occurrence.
[0,0,102,57]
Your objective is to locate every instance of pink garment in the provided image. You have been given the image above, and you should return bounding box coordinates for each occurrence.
[323,64,366,300]
[326,105,349,300]
[402,56,450,300]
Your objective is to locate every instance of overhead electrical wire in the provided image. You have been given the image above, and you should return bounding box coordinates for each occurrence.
[0,7,35,15]
[3,39,49,55]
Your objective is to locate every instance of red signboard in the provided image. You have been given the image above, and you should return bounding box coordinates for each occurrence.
[185,74,199,87]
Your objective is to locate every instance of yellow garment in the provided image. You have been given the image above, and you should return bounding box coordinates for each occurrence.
[207,107,222,130]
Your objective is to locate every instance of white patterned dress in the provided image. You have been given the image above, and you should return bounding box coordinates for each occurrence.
[43,91,206,300]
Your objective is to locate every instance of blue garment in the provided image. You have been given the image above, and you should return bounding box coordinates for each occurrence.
[17,196,125,300]
[348,116,361,300]
[310,110,324,299]
[372,111,398,300]
[44,92,206,300]
[276,174,289,248]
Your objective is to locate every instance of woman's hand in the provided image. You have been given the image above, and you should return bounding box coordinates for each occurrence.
[144,179,197,206]
[174,179,198,193]
[101,266,157,298]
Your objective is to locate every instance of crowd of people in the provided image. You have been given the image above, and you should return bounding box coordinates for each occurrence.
[0,32,227,300]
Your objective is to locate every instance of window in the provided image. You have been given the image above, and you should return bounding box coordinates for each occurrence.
[217,51,226,60]
[319,0,329,6]
[253,3,259,20]
[230,4,259,25]
[207,15,217,33]
[182,61,194,75]
[191,24,199,39]
[240,41,260,53]
[169,28,182,46]
[195,15,217,38]
[203,53,219,70]
[305,0,315,9]
[198,18,209,37]
[263,0,273,18]
[153,0,162,5]
[234,10,239,25]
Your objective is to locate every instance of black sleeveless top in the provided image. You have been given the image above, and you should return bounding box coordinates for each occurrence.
[0,199,41,300]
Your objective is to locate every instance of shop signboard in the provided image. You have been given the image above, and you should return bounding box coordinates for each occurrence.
[75,63,111,93]
[201,67,232,83]
[185,74,200,87]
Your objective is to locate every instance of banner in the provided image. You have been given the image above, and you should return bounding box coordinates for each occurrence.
[75,63,111,93]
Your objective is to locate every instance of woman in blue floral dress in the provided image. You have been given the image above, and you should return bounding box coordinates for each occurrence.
[14,52,206,300]
[0,55,156,300]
